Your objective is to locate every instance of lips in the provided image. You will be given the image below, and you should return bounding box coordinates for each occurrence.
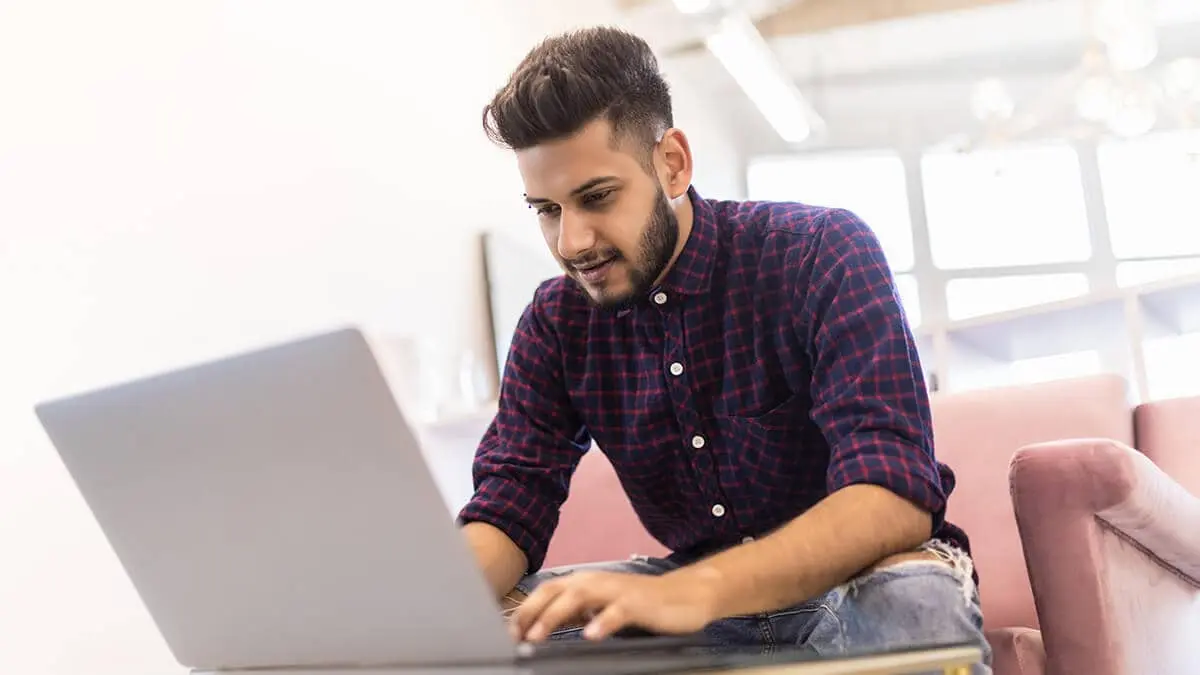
[575,257,615,273]
[576,257,616,284]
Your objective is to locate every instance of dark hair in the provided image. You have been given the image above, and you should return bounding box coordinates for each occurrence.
[482,26,673,158]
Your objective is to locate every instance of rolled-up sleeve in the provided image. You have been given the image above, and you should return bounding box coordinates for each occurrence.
[795,208,946,532]
[456,288,589,573]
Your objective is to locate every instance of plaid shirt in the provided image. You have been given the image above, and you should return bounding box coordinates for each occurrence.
[459,187,968,573]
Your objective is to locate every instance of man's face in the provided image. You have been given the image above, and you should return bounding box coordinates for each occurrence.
[517,119,679,311]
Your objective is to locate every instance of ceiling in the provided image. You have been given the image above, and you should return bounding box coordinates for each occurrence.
[615,0,1200,154]
[621,0,1024,48]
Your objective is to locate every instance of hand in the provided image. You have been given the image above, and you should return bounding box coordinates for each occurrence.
[509,570,719,642]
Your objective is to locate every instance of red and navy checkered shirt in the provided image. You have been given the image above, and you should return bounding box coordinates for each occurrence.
[458,187,968,574]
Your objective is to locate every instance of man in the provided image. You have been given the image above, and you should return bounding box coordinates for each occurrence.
[456,26,990,669]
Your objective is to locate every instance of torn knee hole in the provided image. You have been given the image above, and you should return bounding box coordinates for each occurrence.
[869,550,951,574]
[501,590,527,614]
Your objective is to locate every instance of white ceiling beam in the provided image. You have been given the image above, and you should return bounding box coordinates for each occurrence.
[767,0,1200,82]
[757,0,1017,36]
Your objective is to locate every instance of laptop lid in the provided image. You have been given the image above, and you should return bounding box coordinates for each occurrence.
[34,327,515,671]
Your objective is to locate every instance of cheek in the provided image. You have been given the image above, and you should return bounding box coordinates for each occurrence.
[539,221,561,255]
[607,219,645,256]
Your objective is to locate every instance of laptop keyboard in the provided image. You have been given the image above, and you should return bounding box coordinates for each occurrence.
[516,633,712,661]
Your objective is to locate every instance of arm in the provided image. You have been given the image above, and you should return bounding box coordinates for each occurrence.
[463,521,528,602]
[457,289,589,600]
[1012,438,1200,675]
[672,209,941,617]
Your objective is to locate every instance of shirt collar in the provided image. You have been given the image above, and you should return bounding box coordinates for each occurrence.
[655,185,717,297]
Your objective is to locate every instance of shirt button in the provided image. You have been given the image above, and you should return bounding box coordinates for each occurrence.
[711,504,726,518]
[691,434,706,449]
[669,362,684,376]
[652,291,668,305]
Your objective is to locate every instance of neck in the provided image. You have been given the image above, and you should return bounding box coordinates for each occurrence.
[651,189,695,288]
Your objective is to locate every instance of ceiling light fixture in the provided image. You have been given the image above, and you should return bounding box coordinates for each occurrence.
[704,12,822,144]
[961,0,1199,149]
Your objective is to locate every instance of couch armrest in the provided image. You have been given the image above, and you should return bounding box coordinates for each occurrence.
[1010,439,1200,675]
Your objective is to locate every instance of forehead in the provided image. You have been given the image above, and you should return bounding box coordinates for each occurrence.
[516,120,644,198]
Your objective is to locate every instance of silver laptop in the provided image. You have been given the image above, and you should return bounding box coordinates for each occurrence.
[34,327,513,671]
[35,327,714,674]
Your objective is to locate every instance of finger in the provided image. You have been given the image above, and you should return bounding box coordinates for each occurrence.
[524,586,600,642]
[510,583,563,641]
[583,601,632,641]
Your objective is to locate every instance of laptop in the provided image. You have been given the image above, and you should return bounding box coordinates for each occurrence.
[33,327,712,673]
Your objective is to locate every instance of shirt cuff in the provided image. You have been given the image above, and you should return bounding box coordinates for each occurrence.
[456,484,552,574]
[826,436,948,535]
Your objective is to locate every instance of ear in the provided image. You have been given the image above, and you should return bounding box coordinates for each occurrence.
[656,128,694,199]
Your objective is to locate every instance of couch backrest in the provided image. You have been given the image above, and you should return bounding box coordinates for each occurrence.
[544,374,1140,632]
[544,448,666,568]
[930,374,1134,632]
[1134,395,1200,497]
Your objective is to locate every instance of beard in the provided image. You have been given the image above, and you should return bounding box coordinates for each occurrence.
[577,184,680,312]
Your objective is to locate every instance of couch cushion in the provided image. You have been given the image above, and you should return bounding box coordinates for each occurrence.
[930,374,1133,631]
[1134,395,1200,497]
[544,449,667,568]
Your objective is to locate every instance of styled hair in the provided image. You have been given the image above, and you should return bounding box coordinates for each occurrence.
[482,26,673,158]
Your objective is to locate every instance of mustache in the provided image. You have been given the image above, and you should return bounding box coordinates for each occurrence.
[567,249,622,271]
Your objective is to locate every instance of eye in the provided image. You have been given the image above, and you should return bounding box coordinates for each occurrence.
[581,189,616,208]
[534,203,561,217]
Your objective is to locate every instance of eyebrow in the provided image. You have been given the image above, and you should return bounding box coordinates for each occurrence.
[524,176,620,205]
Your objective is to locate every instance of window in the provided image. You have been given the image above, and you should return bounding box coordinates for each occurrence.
[894,273,921,328]
[1144,333,1200,400]
[746,152,915,271]
[1117,257,1200,287]
[1098,130,1200,259]
[921,142,1092,269]
[946,273,1091,321]
[1009,350,1103,385]
[943,348,1103,394]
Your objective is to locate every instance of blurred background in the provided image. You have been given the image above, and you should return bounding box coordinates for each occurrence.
[1,0,1198,672]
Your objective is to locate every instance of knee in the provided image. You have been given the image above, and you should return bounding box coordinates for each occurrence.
[837,563,985,648]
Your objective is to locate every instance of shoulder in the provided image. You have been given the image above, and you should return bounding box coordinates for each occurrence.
[513,274,591,353]
[709,198,879,268]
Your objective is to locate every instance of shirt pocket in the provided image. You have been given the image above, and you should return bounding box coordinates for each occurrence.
[718,393,808,433]
[714,394,829,492]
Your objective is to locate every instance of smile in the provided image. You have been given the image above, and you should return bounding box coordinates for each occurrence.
[576,258,617,283]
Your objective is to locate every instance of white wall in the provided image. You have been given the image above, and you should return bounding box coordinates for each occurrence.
[0,1,741,673]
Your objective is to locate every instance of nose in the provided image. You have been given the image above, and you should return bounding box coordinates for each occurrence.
[556,211,597,262]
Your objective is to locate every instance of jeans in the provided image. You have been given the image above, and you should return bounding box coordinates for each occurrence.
[512,539,992,675]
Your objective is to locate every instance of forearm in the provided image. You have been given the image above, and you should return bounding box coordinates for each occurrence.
[674,484,932,618]
[463,521,529,601]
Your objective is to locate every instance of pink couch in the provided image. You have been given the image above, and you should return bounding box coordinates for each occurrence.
[544,374,1200,675]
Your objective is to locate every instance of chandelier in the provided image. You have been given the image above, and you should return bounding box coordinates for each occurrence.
[963,0,1200,148]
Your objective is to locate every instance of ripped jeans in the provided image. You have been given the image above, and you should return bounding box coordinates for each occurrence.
[512,539,992,675]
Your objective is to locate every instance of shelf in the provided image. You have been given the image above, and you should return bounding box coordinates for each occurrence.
[1138,277,1200,338]
[946,296,1128,362]
[915,272,1200,399]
